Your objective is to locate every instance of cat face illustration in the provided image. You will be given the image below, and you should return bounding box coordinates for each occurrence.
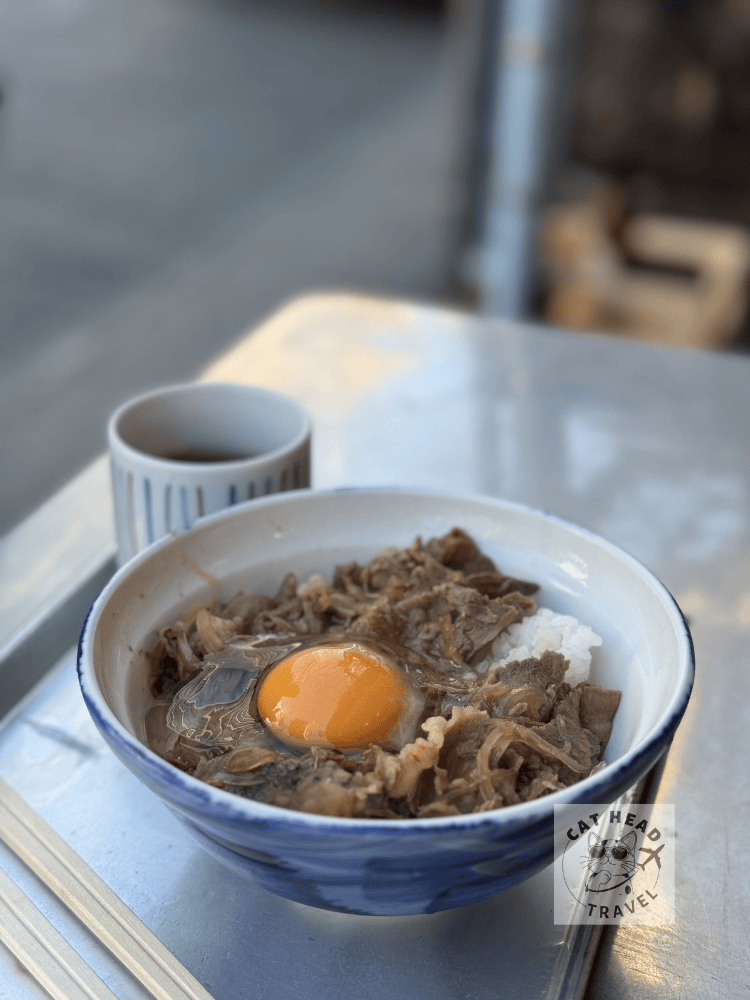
[583,831,638,893]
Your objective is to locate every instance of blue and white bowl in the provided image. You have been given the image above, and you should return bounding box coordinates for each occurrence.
[77,489,694,915]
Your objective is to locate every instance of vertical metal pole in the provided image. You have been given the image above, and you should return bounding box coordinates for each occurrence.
[479,0,576,319]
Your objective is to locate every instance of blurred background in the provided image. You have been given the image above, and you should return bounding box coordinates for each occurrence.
[2,0,750,535]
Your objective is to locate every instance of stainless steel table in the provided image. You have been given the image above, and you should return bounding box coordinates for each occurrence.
[1,293,747,999]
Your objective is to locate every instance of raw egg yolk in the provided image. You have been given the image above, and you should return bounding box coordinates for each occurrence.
[256,644,413,751]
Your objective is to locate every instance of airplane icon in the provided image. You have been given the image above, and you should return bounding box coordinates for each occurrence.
[638,843,664,871]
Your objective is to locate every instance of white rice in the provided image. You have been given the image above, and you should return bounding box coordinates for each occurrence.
[487,607,603,686]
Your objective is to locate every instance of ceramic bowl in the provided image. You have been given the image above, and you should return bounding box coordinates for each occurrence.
[77,488,694,915]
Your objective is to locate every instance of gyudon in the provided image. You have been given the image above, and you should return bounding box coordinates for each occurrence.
[146,529,620,818]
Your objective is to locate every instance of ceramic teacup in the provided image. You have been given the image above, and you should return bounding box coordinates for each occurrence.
[108,381,311,564]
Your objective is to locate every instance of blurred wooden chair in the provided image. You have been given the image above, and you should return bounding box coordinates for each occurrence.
[541,191,750,349]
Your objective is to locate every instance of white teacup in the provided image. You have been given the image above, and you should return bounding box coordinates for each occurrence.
[108,382,311,564]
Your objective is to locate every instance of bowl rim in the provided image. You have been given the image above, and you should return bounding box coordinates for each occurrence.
[77,486,695,834]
